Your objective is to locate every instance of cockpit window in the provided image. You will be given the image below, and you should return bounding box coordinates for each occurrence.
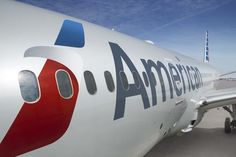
[56,70,73,99]
[18,70,40,103]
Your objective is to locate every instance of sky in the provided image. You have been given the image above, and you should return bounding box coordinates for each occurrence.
[18,0,236,73]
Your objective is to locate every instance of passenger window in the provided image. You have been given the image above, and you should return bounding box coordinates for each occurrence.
[132,71,140,89]
[142,72,149,87]
[120,71,129,90]
[56,70,73,99]
[84,71,97,95]
[18,70,40,103]
[151,72,157,85]
[104,71,115,92]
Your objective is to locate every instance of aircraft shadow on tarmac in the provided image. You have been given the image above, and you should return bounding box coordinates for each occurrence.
[145,128,236,157]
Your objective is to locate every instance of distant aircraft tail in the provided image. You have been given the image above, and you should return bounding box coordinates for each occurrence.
[204,31,209,63]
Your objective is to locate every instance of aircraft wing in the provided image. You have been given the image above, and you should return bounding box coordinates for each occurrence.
[199,89,236,110]
[199,79,236,110]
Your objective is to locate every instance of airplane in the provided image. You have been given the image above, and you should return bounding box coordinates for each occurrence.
[0,0,236,157]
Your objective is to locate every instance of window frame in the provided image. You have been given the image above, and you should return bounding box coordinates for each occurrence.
[132,71,141,89]
[84,70,97,95]
[104,71,115,92]
[119,71,129,90]
[55,69,74,99]
[18,70,41,104]
[151,72,157,86]
[142,71,149,87]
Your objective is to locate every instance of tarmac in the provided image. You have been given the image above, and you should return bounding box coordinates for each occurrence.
[145,108,236,157]
[145,79,236,157]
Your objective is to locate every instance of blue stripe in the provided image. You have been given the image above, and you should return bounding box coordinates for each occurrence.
[55,20,85,48]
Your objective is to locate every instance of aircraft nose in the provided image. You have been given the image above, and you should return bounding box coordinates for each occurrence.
[0,59,79,156]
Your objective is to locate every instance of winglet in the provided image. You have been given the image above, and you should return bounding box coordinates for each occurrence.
[204,30,209,63]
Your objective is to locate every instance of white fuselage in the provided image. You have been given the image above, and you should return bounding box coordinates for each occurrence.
[0,1,219,157]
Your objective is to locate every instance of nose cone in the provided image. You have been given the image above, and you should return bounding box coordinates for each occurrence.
[0,60,79,156]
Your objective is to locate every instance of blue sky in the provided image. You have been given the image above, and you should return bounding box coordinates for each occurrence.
[18,0,236,73]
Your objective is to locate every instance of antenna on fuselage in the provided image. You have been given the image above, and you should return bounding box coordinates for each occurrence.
[203,30,209,63]
[145,40,154,45]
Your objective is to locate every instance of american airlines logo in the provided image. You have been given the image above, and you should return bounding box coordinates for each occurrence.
[109,43,203,120]
[0,20,84,156]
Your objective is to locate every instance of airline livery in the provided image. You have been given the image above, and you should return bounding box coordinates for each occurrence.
[0,1,236,157]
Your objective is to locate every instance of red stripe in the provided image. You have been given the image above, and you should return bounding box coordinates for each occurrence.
[0,60,79,156]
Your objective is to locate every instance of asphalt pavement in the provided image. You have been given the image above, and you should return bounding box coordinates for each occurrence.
[145,108,236,157]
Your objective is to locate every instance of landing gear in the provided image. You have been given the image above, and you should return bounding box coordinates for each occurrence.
[224,117,231,133]
[223,104,236,134]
